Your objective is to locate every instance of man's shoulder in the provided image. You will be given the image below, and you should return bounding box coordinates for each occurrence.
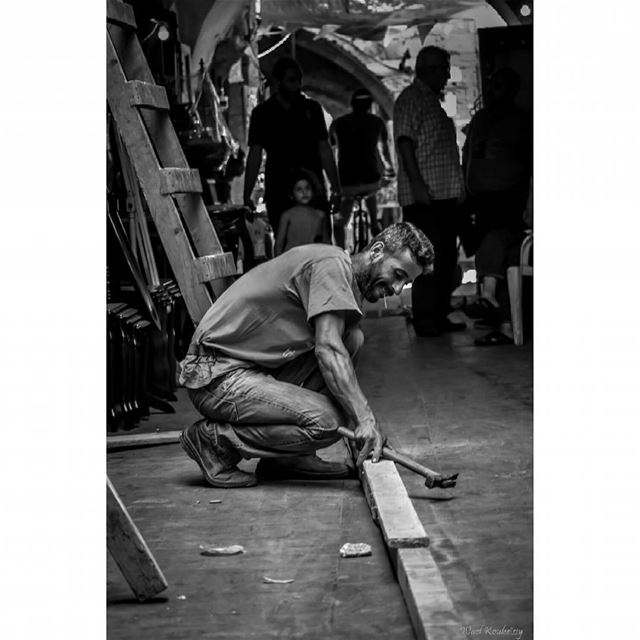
[250,98,276,123]
[300,95,323,113]
[395,84,421,113]
[287,243,350,265]
[397,81,421,99]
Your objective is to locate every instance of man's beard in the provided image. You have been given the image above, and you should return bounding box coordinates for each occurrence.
[356,264,391,302]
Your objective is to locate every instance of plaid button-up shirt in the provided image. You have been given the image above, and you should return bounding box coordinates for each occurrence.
[394,78,463,206]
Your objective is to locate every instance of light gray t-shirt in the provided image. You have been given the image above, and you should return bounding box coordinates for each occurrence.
[179,244,363,389]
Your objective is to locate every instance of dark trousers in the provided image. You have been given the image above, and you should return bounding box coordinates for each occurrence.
[475,228,523,280]
[403,200,460,331]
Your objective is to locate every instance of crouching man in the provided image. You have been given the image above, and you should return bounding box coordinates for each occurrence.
[179,222,434,487]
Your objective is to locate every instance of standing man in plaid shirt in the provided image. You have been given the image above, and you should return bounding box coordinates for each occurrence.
[394,46,466,336]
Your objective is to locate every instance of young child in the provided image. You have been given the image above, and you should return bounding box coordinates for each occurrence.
[275,171,330,255]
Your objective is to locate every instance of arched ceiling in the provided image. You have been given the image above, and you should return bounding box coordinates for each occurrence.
[166,0,529,124]
[169,0,529,74]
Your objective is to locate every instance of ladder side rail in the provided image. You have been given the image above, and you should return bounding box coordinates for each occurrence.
[108,32,214,322]
[108,24,231,266]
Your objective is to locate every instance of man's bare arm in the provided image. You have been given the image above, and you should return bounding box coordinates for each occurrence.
[378,123,395,172]
[243,144,263,207]
[318,139,341,195]
[314,311,384,465]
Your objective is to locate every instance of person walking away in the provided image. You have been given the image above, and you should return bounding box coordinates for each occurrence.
[330,89,395,248]
[394,46,466,336]
[243,57,341,240]
[275,170,330,255]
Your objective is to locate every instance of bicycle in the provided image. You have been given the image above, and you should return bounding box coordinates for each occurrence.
[341,171,396,254]
[350,189,377,254]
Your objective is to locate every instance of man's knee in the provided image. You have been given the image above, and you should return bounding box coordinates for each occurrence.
[343,327,364,358]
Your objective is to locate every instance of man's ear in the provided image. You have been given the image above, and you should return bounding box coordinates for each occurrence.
[369,241,385,263]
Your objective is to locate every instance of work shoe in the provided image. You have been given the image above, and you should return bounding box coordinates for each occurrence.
[256,454,352,480]
[180,420,257,488]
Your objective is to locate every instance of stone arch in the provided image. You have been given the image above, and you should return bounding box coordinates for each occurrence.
[259,30,400,121]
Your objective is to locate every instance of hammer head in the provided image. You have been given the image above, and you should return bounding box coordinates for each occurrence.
[426,473,459,489]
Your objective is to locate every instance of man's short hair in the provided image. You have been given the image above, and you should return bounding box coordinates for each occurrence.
[271,57,302,82]
[415,46,450,75]
[368,222,435,274]
[351,88,373,111]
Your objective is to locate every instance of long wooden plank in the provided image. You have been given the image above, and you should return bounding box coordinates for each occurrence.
[107,430,181,451]
[107,476,168,601]
[107,22,154,85]
[108,31,214,322]
[107,0,136,29]
[396,548,461,640]
[359,459,429,566]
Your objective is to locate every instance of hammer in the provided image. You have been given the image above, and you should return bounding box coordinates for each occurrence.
[336,426,459,489]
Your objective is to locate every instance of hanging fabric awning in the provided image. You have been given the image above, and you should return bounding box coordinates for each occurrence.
[259,0,485,40]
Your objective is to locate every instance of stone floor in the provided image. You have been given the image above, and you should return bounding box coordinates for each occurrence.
[107,295,532,639]
[359,312,533,639]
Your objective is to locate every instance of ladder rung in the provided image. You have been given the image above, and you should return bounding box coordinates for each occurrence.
[195,253,237,282]
[126,81,169,110]
[159,169,202,195]
[107,0,137,29]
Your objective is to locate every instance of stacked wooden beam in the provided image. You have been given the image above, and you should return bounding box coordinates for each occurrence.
[357,456,461,640]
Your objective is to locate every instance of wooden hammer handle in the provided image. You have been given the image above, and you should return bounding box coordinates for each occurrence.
[336,426,441,482]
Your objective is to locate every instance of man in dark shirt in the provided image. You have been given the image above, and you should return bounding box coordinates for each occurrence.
[243,57,341,234]
[330,89,395,247]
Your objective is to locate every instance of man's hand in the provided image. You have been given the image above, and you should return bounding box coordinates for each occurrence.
[354,417,386,466]
[329,190,342,214]
[411,180,432,206]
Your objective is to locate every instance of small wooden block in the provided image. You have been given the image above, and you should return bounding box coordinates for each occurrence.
[396,548,460,640]
[106,0,136,29]
[159,168,202,194]
[126,80,169,110]
[360,459,429,562]
[195,253,238,282]
[107,477,168,601]
[107,430,181,451]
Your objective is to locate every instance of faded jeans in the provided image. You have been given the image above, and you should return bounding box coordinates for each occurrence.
[187,328,364,459]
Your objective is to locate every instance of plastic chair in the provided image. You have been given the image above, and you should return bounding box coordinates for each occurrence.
[506,230,533,346]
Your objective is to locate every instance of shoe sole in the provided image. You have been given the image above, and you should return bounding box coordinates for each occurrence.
[179,430,257,488]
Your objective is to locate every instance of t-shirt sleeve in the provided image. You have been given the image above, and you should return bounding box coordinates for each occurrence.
[293,256,362,323]
[247,104,266,148]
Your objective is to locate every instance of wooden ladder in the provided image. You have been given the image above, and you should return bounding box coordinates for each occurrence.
[107,0,236,601]
[107,0,237,325]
